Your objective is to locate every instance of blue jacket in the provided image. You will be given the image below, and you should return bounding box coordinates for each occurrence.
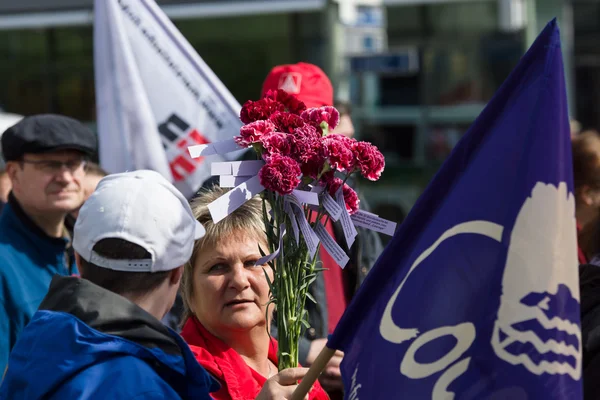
[0,276,219,399]
[0,194,76,372]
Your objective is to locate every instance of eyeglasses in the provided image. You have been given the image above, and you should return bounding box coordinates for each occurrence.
[21,158,88,174]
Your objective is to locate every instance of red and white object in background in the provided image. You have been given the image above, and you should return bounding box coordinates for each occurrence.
[93,0,244,198]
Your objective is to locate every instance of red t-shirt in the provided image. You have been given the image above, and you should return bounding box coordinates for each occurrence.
[319,218,348,334]
[180,317,329,400]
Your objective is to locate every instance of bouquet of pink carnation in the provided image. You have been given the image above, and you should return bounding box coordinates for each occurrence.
[233,89,385,371]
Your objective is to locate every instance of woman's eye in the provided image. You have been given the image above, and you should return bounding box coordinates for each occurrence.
[209,263,226,272]
[246,260,262,267]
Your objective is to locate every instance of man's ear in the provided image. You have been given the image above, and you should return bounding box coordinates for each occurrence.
[5,161,20,186]
[580,185,596,206]
[170,265,184,286]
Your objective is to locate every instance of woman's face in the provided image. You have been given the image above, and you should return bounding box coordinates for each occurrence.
[190,231,273,336]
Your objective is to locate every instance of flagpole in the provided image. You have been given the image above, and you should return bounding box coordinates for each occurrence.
[291,346,336,400]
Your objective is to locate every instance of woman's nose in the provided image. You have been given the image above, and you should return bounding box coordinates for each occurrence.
[229,264,250,290]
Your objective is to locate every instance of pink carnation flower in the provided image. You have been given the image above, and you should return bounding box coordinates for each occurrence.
[352,141,385,181]
[269,112,305,134]
[291,124,321,141]
[327,177,360,215]
[240,98,285,124]
[289,126,327,179]
[327,177,343,195]
[263,89,306,115]
[323,134,356,172]
[301,106,340,131]
[258,154,301,195]
[260,132,292,156]
[343,185,360,215]
[235,120,276,147]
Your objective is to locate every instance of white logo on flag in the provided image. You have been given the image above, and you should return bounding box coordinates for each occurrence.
[278,73,302,94]
[492,182,581,379]
[379,181,581,399]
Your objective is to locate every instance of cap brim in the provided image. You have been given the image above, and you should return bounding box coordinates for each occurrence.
[35,144,96,156]
[194,221,206,239]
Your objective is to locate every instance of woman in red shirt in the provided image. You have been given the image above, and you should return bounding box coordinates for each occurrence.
[180,186,329,400]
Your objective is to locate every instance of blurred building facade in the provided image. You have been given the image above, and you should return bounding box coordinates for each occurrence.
[0,0,586,220]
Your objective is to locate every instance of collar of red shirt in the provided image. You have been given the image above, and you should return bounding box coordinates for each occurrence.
[180,317,329,400]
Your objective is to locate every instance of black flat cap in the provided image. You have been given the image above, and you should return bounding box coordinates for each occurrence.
[1,114,97,161]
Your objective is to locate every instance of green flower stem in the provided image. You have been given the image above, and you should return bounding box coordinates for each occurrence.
[263,192,326,372]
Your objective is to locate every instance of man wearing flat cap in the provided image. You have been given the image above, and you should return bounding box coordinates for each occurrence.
[0,114,97,373]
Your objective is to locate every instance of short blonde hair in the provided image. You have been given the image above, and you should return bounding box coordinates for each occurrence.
[180,184,268,324]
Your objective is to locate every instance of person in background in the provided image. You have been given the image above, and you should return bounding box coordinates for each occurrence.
[0,168,10,212]
[260,62,384,398]
[571,130,600,264]
[180,185,329,400]
[571,119,582,138]
[64,162,108,238]
[0,114,96,373]
[71,162,108,219]
[0,143,12,211]
[330,101,355,138]
[579,253,600,399]
[0,110,24,212]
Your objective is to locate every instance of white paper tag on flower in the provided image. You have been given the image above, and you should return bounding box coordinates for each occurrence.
[188,138,243,158]
[284,201,300,245]
[208,175,265,223]
[310,184,325,194]
[358,209,378,217]
[286,194,319,257]
[351,210,397,236]
[214,138,244,154]
[256,225,286,265]
[292,190,319,206]
[314,223,349,268]
[220,175,251,188]
[295,207,319,258]
[285,193,302,209]
[211,160,264,177]
[335,189,357,248]
[322,192,342,222]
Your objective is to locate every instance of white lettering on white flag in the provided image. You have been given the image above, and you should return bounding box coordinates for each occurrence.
[94,0,244,198]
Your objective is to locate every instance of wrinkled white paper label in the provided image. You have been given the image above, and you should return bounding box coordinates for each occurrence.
[220,175,251,188]
[211,160,264,176]
[314,222,349,268]
[335,189,357,248]
[256,225,286,265]
[286,194,319,257]
[208,175,265,223]
[188,138,243,158]
[322,192,342,222]
[351,210,397,236]
[292,190,319,206]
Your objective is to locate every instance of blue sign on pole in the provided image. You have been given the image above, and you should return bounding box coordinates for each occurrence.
[349,50,419,74]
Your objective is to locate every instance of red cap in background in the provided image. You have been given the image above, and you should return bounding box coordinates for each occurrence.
[261,62,333,108]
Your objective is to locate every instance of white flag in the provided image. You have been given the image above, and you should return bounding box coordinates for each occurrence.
[94,0,244,198]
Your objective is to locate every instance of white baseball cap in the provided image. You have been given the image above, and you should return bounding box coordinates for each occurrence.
[73,170,205,272]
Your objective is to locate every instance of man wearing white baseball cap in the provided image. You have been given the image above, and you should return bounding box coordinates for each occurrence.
[1,170,316,400]
[0,170,217,399]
